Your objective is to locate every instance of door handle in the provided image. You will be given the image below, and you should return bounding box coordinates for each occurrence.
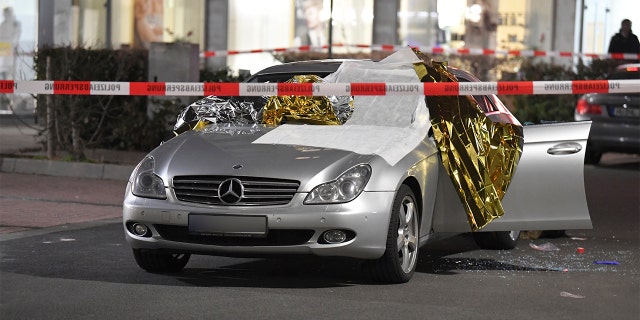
[547,142,583,155]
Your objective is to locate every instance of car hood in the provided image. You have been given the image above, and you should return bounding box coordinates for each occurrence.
[150,125,374,191]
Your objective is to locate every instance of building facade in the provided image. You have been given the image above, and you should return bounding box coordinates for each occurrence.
[1,0,637,82]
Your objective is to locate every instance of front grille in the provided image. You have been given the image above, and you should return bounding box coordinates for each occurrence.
[173,175,300,206]
[154,224,314,246]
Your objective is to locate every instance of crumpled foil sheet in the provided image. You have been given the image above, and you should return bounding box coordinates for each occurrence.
[173,75,353,133]
[173,96,264,135]
[199,123,265,136]
[262,75,353,125]
[413,49,524,231]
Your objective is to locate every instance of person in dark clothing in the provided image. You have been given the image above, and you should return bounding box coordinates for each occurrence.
[608,19,640,54]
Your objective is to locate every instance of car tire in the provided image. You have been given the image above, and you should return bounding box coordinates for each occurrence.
[473,230,520,250]
[365,185,419,284]
[133,249,190,273]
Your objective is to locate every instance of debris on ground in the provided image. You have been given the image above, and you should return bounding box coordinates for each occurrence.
[560,291,585,299]
[529,242,560,251]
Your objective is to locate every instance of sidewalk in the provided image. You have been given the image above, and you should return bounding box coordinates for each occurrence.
[0,114,146,181]
[0,114,143,237]
[0,172,125,238]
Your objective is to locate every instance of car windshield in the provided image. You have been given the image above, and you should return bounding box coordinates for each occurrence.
[176,64,501,132]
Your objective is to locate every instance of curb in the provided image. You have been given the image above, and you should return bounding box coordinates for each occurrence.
[0,157,134,181]
[0,218,122,242]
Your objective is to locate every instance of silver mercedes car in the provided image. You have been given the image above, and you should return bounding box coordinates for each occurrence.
[123,50,591,283]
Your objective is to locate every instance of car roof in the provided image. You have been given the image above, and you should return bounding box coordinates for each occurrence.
[247,59,478,83]
[246,60,348,82]
[253,60,349,74]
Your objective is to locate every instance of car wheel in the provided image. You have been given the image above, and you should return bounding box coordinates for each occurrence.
[473,230,520,250]
[133,249,190,273]
[365,185,419,283]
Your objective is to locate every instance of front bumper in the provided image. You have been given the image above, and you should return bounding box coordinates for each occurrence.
[123,182,395,259]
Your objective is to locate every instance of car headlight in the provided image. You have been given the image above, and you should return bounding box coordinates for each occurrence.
[304,164,372,204]
[131,156,167,199]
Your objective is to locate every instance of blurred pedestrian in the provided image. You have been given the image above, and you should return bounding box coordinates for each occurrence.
[607,19,640,54]
[0,6,21,80]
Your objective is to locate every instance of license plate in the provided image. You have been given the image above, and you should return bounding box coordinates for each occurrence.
[613,106,640,118]
[188,214,267,237]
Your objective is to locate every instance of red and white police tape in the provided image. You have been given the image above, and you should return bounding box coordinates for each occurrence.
[2,79,639,96]
[200,43,640,61]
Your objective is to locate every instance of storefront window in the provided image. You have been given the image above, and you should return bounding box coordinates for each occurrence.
[1,0,36,76]
[292,0,372,48]
[132,0,164,49]
[228,0,294,74]
[228,0,373,74]
[163,0,205,48]
[398,0,441,47]
[1,0,37,113]
[111,0,134,48]
[328,0,373,49]
[111,0,204,50]
[434,0,467,49]
[401,0,530,51]
[75,0,108,47]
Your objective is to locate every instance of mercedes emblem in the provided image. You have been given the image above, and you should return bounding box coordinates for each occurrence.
[218,178,244,204]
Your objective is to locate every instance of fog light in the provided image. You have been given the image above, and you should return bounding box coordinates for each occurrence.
[323,230,347,244]
[132,223,149,236]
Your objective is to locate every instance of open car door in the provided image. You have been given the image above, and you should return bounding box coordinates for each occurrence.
[432,121,592,232]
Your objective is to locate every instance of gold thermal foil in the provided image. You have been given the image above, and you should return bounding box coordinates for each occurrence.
[414,50,523,231]
[262,75,351,125]
[173,75,352,134]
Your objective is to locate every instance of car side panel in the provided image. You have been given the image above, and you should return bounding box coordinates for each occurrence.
[431,121,592,232]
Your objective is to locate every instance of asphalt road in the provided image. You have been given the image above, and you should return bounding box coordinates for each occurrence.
[0,157,638,319]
